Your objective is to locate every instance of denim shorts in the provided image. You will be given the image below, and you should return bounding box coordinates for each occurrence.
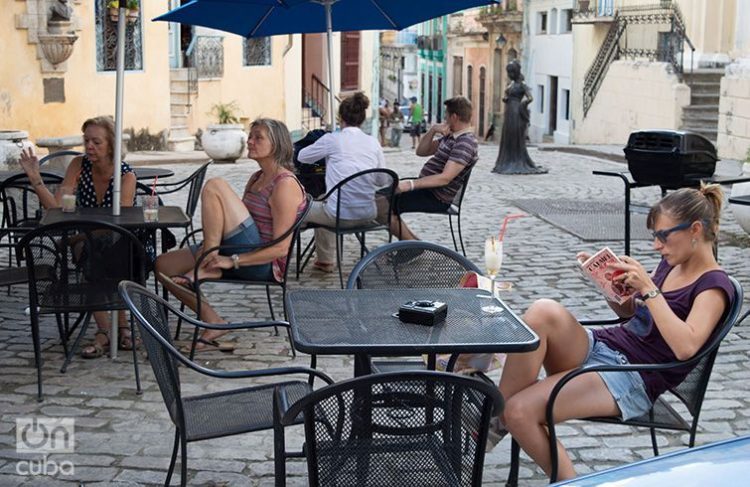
[190,216,274,282]
[584,329,652,421]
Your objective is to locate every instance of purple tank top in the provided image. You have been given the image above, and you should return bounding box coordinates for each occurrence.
[593,259,734,401]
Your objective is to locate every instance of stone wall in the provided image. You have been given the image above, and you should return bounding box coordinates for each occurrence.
[717,59,750,161]
[571,60,690,145]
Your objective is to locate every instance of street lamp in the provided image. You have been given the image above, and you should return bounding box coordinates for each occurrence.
[495,33,507,49]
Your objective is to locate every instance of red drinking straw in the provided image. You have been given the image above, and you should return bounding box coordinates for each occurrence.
[151,176,158,196]
[498,213,525,241]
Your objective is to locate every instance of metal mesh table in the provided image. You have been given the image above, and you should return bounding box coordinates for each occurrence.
[287,288,539,375]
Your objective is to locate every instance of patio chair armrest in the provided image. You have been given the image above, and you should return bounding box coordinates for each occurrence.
[179,228,204,249]
[578,316,629,327]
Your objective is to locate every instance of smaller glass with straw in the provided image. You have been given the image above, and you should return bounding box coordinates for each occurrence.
[142,177,159,222]
[479,214,524,313]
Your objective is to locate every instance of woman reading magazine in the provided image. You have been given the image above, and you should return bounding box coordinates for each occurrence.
[486,184,735,481]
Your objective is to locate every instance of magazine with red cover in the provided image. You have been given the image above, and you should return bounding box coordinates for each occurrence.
[578,247,635,304]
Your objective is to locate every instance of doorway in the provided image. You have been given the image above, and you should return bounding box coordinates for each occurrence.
[548,76,558,135]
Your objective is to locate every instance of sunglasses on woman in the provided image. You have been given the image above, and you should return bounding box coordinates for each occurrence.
[651,222,692,243]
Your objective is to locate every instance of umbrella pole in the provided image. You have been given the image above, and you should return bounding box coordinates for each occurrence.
[113,3,126,218]
[325,1,336,130]
[111,2,127,359]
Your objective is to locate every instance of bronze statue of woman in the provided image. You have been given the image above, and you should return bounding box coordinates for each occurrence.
[493,60,547,174]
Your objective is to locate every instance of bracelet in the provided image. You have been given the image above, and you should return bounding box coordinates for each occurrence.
[408,180,415,192]
[33,180,44,187]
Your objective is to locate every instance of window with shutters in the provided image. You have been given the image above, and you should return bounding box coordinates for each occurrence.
[340,32,360,90]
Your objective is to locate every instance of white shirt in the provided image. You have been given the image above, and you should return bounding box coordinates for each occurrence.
[298,127,389,220]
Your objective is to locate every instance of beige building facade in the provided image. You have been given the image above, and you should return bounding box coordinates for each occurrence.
[2,1,377,158]
[570,0,747,158]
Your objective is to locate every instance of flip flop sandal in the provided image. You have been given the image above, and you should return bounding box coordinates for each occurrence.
[179,337,236,354]
[117,327,141,351]
[81,330,111,359]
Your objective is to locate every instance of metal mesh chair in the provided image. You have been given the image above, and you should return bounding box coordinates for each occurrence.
[346,240,482,374]
[119,281,333,487]
[1,172,64,268]
[152,161,211,243]
[281,371,503,486]
[506,276,744,485]
[17,220,147,401]
[398,168,473,256]
[297,168,399,287]
[175,194,313,358]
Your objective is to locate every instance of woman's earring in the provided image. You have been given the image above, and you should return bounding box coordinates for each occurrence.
[691,238,698,248]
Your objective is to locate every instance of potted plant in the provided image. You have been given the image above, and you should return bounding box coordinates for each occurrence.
[107,0,120,22]
[201,101,247,163]
[126,0,140,23]
[578,0,591,12]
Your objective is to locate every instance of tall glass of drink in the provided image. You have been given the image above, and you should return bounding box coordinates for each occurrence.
[481,236,504,314]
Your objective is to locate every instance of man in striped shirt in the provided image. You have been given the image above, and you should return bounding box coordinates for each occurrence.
[385,96,478,241]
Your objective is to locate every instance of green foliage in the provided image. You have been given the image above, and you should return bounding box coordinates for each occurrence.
[126,0,139,10]
[107,0,120,8]
[746,147,750,163]
[209,101,241,125]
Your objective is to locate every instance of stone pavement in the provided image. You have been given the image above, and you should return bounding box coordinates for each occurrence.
[1,143,749,486]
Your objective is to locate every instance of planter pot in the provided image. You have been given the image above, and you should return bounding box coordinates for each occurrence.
[579,0,591,11]
[0,130,36,169]
[108,7,119,22]
[201,124,246,163]
[127,9,139,23]
[730,163,750,234]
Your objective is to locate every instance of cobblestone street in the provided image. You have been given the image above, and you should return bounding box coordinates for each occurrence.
[1,144,749,485]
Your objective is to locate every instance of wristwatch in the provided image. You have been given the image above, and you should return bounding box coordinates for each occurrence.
[231,254,240,270]
[642,288,662,301]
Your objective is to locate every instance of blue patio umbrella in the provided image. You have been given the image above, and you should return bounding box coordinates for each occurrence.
[156,0,500,128]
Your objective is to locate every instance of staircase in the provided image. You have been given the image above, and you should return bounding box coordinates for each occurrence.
[681,69,724,145]
[168,68,197,151]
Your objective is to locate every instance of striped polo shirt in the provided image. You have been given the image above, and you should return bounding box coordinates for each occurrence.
[419,128,479,204]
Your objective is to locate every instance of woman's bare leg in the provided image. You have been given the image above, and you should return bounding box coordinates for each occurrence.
[155,178,250,342]
[503,371,620,480]
[498,298,617,480]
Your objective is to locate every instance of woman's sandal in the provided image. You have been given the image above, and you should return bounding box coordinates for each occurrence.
[117,326,141,351]
[178,337,236,354]
[81,330,111,359]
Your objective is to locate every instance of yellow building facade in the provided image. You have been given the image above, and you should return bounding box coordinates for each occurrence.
[2,1,378,156]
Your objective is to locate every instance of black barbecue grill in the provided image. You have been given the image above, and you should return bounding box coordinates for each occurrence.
[624,130,718,189]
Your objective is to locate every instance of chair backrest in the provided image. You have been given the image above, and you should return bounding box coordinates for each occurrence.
[347,240,481,290]
[17,220,146,313]
[670,276,743,416]
[0,172,64,229]
[38,150,83,166]
[321,168,399,224]
[153,161,211,219]
[282,371,503,487]
[451,165,474,209]
[118,281,185,429]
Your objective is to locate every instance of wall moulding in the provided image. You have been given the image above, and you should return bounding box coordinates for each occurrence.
[15,0,83,73]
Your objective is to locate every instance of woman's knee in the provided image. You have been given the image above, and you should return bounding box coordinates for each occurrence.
[202,177,231,198]
[503,395,542,431]
[523,299,568,331]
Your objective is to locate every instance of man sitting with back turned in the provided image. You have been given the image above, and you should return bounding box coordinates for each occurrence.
[383,96,478,241]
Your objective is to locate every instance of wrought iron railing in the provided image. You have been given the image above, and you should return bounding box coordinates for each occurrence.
[187,36,224,79]
[583,12,625,116]
[302,74,341,131]
[582,2,695,117]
